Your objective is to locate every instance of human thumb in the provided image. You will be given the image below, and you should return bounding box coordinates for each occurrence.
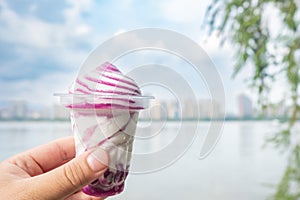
[30,148,109,199]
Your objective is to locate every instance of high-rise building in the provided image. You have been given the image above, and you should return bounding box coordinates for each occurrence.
[7,101,28,119]
[237,94,253,118]
[140,99,180,120]
[167,100,180,119]
[182,99,199,119]
[199,99,221,119]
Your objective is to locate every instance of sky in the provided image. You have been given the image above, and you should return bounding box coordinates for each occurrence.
[0,0,253,115]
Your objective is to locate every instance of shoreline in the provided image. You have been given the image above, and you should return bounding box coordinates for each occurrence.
[0,117,293,122]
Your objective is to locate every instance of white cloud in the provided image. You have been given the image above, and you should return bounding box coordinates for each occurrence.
[159,0,208,23]
[74,24,91,36]
[0,0,99,104]
[0,2,51,48]
[0,71,76,105]
[1,5,45,48]
[0,0,95,48]
[64,0,93,23]
[0,0,97,67]
[29,3,37,13]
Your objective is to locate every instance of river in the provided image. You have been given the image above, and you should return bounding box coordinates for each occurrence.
[0,121,286,200]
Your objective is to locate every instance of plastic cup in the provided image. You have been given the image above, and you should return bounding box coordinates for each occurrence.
[55,94,152,197]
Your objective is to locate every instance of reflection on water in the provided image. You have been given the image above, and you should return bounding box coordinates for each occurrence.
[239,123,254,157]
[132,121,201,173]
[0,121,287,200]
[135,120,186,153]
[0,121,71,160]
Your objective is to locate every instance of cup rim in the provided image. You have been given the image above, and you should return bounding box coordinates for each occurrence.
[54,93,154,100]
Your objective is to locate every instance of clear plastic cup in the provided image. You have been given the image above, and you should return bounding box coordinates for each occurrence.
[55,94,153,197]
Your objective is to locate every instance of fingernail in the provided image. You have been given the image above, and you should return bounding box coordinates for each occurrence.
[87,148,109,172]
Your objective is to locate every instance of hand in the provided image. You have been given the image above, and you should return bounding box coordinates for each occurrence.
[0,136,109,200]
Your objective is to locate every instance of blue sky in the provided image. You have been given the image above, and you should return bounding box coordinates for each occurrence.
[0,0,252,114]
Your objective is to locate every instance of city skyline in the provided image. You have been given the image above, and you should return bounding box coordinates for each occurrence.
[0,93,293,121]
[0,94,260,121]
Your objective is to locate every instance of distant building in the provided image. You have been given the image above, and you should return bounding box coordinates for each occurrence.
[5,101,28,119]
[199,99,221,119]
[140,98,224,120]
[167,100,180,119]
[182,99,199,119]
[0,107,8,119]
[0,98,226,121]
[237,94,253,118]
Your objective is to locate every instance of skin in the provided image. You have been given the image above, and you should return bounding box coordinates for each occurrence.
[0,136,109,200]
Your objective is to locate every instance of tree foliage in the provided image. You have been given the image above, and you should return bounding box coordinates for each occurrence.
[205,0,300,199]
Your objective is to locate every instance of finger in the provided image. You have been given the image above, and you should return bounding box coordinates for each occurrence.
[28,148,109,200]
[28,136,76,171]
[8,136,76,176]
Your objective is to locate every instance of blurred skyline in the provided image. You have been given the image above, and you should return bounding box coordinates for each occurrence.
[0,95,237,120]
[0,0,257,115]
[0,93,290,121]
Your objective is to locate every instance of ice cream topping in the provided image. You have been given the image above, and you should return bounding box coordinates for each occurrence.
[67,62,143,110]
[72,62,141,96]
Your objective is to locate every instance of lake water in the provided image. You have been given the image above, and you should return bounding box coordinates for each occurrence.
[0,121,286,200]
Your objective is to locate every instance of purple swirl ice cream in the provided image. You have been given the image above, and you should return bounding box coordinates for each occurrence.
[63,62,147,197]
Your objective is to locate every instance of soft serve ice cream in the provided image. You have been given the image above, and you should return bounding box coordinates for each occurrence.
[58,62,150,197]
